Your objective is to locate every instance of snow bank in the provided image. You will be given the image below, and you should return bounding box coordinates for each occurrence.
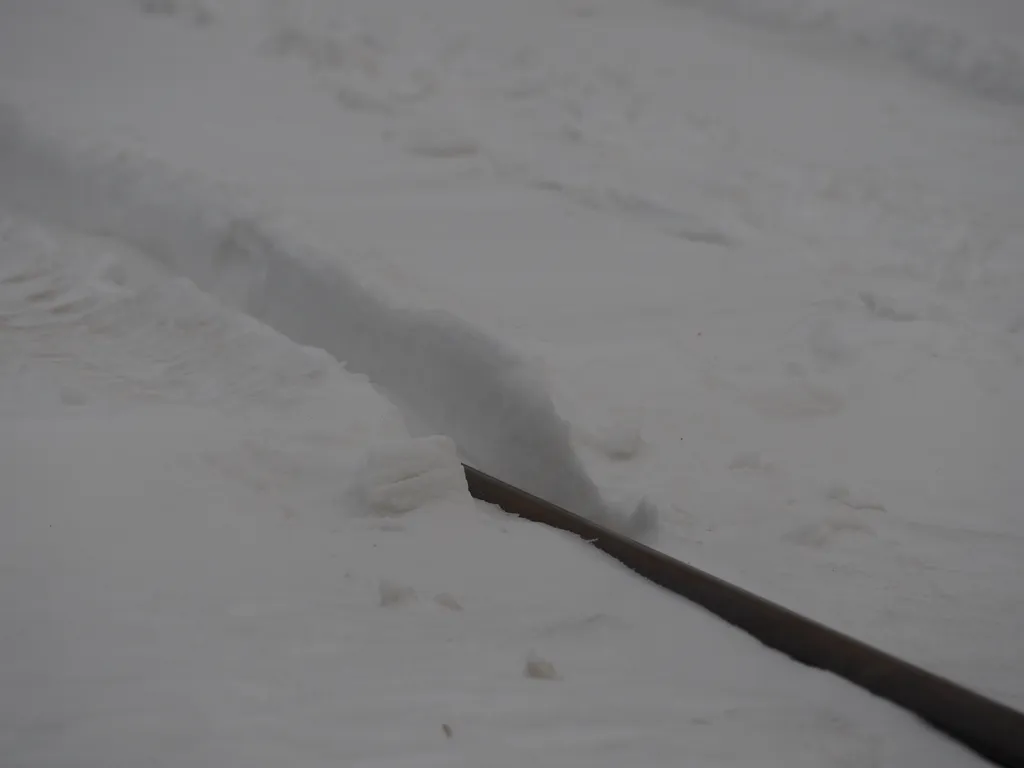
[678,0,1024,102]
[0,109,651,537]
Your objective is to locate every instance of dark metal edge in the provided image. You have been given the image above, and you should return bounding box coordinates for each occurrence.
[463,464,1024,768]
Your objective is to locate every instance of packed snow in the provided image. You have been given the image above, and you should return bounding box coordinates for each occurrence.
[1,0,1022,764]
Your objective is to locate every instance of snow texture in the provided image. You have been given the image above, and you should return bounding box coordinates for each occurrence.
[357,435,469,516]
[1,0,1023,763]
[677,0,1024,102]
[0,208,986,767]
[0,110,649,538]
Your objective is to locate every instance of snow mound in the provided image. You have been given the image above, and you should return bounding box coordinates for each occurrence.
[0,108,654,537]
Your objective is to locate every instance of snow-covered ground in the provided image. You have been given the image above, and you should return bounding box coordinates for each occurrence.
[1,0,1022,763]
[1,210,986,767]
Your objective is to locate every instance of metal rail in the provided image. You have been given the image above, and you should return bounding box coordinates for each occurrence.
[463,464,1024,768]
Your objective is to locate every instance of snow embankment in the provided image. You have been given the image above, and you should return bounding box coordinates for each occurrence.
[0,109,651,537]
[679,0,1024,102]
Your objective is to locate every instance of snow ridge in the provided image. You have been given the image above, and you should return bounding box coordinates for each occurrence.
[0,108,652,537]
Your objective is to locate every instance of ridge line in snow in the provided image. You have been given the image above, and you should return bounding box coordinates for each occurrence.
[0,106,654,538]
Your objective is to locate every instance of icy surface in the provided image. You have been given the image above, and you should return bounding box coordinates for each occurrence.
[1,0,1022,761]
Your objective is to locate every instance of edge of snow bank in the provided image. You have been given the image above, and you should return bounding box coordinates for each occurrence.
[0,107,651,537]
[676,0,1024,102]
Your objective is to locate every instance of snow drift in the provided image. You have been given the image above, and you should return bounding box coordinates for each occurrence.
[0,108,651,536]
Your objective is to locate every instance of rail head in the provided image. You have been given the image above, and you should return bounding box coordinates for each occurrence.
[463,464,1024,768]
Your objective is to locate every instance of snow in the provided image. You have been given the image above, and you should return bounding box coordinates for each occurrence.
[675,0,1024,102]
[1,0,1022,763]
[1,209,983,766]
[357,435,469,516]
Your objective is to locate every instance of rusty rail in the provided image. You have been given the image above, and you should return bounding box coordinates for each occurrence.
[463,463,1024,768]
